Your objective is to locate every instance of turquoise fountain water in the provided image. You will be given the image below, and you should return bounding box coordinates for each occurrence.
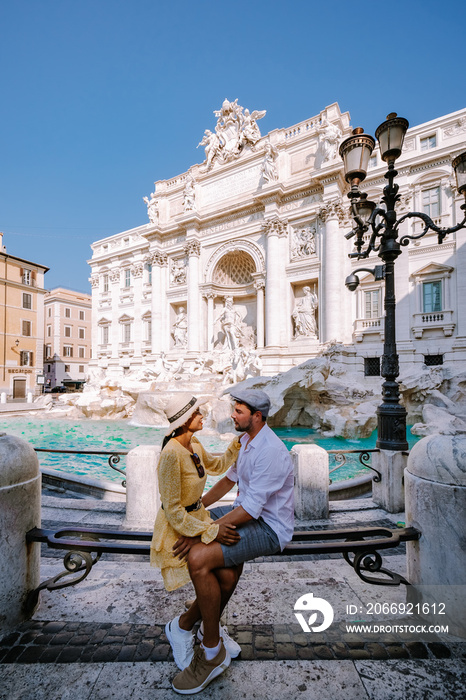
[0,417,420,485]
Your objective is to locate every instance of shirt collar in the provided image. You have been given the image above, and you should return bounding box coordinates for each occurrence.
[239,423,269,450]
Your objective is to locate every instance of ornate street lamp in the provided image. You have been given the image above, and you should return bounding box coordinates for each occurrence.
[340,114,466,451]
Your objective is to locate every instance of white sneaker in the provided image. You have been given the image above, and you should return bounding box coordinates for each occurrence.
[165,615,194,670]
[197,624,241,659]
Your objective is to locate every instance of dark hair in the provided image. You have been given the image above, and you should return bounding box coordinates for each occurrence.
[161,427,183,450]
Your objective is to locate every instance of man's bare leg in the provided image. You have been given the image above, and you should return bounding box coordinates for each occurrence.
[179,563,243,632]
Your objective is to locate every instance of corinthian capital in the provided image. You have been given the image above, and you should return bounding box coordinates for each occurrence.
[151,251,168,267]
[90,275,100,289]
[261,217,288,237]
[109,268,121,284]
[319,199,345,223]
[184,239,201,257]
[131,262,144,278]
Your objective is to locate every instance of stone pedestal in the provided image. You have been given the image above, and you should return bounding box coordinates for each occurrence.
[123,445,161,530]
[371,449,407,513]
[291,444,329,520]
[405,434,466,638]
[0,434,41,636]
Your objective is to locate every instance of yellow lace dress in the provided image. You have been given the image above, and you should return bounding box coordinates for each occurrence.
[150,436,241,591]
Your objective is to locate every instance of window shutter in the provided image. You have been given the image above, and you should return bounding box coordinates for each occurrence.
[29,352,34,367]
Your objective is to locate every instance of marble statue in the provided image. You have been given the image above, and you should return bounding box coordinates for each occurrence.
[217,297,242,351]
[183,175,196,211]
[292,286,318,338]
[261,143,279,183]
[143,192,159,224]
[291,226,316,259]
[244,349,263,378]
[170,258,187,285]
[198,99,266,168]
[172,307,188,348]
[315,118,342,167]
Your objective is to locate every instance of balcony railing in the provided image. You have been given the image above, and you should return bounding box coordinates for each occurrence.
[412,309,455,338]
[354,317,384,342]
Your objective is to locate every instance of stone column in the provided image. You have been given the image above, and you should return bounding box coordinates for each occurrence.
[0,434,41,635]
[254,279,265,349]
[371,450,407,513]
[123,445,161,530]
[319,200,345,343]
[90,275,100,362]
[405,434,466,638]
[203,291,215,351]
[109,268,121,359]
[131,262,144,359]
[263,217,288,348]
[150,251,168,355]
[291,444,329,520]
[185,239,201,353]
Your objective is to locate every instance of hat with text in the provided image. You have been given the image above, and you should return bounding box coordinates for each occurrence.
[229,388,271,418]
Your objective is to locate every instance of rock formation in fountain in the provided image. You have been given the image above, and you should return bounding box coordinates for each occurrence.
[37,344,466,440]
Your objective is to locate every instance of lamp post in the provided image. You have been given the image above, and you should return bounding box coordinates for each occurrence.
[339,114,466,451]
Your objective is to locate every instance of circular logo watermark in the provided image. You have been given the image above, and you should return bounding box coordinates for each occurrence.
[294,593,334,633]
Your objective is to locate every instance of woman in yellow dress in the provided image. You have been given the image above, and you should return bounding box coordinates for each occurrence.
[150,393,241,592]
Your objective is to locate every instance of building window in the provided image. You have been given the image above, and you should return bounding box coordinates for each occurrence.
[22,269,32,285]
[122,322,131,343]
[422,186,440,218]
[420,135,436,151]
[64,365,70,373]
[364,357,380,376]
[22,320,32,336]
[101,326,109,345]
[423,281,442,313]
[63,345,73,357]
[103,274,109,293]
[369,155,377,169]
[79,365,85,373]
[364,290,380,319]
[124,269,131,288]
[48,307,52,317]
[424,354,443,366]
[47,325,51,337]
[23,293,32,309]
[78,328,85,339]
[78,347,85,358]
[64,326,71,338]
[20,350,34,366]
[45,345,51,359]
[145,263,152,285]
[47,364,51,372]
[65,307,71,318]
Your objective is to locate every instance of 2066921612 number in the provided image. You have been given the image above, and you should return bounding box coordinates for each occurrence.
[357,602,446,615]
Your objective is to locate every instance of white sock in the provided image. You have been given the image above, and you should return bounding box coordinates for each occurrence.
[175,616,192,635]
[201,640,222,660]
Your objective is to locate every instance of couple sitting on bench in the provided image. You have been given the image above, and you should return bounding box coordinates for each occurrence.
[150,388,295,695]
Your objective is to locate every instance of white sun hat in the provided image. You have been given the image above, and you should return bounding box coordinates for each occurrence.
[163,393,209,435]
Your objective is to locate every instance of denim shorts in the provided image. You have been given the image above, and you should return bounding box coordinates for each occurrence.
[208,505,280,568]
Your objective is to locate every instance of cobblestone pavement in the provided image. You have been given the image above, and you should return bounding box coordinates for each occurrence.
[1,619,464,665]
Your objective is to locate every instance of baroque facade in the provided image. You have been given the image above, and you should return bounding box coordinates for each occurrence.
[88,101,466,381]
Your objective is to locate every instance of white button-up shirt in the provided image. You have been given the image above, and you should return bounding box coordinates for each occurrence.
[225,423,294,550]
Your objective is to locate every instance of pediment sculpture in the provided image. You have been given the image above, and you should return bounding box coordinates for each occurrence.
[198,99,266,170]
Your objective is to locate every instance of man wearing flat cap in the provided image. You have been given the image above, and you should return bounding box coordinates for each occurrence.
[168,388,294,694]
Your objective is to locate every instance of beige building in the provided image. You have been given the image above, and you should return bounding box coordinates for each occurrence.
[0,233,48,398]
[44,288,92,390]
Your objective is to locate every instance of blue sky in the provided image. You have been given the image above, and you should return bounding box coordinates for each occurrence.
[1,0,464,292]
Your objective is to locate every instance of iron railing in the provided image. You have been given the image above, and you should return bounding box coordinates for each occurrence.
[34,448,128,487]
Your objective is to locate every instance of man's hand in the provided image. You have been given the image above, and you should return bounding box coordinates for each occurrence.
[215,523,241,546]
[172,535,201,561]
